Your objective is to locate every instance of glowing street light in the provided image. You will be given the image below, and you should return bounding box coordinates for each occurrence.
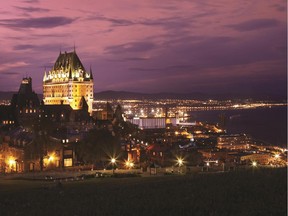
[176,157,184,173]
[8,157,16,172]
[48,155,54,162]
[111,158,116,174]
[251,161,258,174]
[178,158,183,167]
[129,162,134,169]
[274,154,280,159]
[8,159,16,167]
[125,160,134,169]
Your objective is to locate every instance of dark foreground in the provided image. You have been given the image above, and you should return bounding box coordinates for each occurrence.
[0,168,287,216]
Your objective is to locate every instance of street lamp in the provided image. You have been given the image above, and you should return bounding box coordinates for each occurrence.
[48,155,54,162]
[273,154,280,167]
[111,158,116,174]
[178,158,183,166]
[251,161,257,174]
[125,159,134,169]
[177,157,184,173]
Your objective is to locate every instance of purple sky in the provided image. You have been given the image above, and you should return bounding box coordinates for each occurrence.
[0,0,286,97]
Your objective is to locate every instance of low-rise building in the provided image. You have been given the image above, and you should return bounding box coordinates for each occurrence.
[217,134,255,150]
[126,117,177,129]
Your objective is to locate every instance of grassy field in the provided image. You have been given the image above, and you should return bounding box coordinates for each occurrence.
[0,168,286,216]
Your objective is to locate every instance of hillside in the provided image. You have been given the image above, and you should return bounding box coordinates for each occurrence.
[0,90,285,101]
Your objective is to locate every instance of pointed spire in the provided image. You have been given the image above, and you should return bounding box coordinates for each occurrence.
[90,66,93,80]
[73,42,76,53]
[43,69,47,82]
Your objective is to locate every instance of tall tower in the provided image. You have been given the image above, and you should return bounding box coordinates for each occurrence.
[43,50,94,113]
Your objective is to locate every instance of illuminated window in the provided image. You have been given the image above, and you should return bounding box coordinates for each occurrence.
[64,158,73,167]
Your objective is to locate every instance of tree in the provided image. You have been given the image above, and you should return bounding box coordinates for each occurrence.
[77,128,122,168]
[114,104,124,123]
[25,113,53,171]
[25,128,48,171]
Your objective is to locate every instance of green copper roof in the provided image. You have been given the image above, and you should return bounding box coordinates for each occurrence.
[53,51,85,72]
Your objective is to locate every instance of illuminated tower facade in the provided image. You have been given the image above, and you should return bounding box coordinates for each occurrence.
[43,50,94,113]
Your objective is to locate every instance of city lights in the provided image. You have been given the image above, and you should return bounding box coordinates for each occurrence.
[8,158,16,167]
[48,155,54,162]
[129,162,134,168]
[252,161,257,167]
[125,160,134,169]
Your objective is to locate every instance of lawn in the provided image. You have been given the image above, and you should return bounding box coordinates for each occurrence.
[0,168,286,216]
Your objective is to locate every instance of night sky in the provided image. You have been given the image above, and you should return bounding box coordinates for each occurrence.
[0,0,286,97]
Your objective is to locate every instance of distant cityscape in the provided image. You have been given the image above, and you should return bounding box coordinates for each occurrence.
[0,51,287,174]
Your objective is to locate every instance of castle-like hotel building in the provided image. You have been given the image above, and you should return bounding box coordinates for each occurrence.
[43,50,94,113]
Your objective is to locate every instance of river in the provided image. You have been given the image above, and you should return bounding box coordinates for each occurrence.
[189,106,287,147]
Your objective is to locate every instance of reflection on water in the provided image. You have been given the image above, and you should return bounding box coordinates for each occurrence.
[189,106,287,147]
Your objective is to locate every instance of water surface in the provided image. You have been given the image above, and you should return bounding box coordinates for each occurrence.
[189,106,287,147]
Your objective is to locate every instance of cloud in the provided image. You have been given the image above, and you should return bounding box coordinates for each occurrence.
[272,4,286,12]
[0,16,76,29]
[22,0,39,3]
[0,61,30,72]
[15,6,50,13]
[129,67,160,72]
[227,19,280,31]
[14,44,36,50]
[105,42,156,54]
[107,57,150,62]
[13,43,68,52]
[88,15,190,30]
[30,33,67,38]
[124,57,150,61]
[0,71,21,76]
[139,17,190,29]
[123,59,286,94]
[129,64,196,74]
[87,15,135,26]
